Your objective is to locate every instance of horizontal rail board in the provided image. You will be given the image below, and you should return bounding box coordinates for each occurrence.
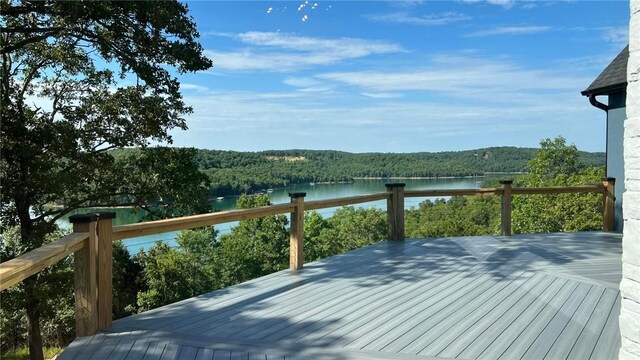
[113,203,297,240]
[305,193,390,211]
[512,185,603,195]
[405,188,502,197]
[0,232,89,291]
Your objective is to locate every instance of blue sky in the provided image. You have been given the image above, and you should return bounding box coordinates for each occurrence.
[170,0,629,153]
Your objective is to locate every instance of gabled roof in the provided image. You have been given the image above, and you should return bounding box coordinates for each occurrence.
[581,45,629,96]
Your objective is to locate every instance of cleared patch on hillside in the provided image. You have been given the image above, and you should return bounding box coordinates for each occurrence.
[266,156,306,162]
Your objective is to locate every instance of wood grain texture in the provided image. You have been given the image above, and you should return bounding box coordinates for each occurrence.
[97,218,113,330]
[404,188,501,197]
[0,232,88,290]
[112,203,297,240]
[501,182,512,236]
[510,185,603,195]
[73,221,98,337]
[305,193,389,211]
[386,186,397,241]
[289,196,304,270]
[602,178,615,231]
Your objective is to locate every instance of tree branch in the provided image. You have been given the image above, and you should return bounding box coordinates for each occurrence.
[1,26,65,34]
[1,32,58,54]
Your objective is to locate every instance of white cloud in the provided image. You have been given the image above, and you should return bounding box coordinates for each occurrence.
[283,77,323,88]
[236,31,403,54]
[365,12,471,26]
[487,0,515,7]
[466,26,553,37]
[361,92,404,99]
[601,26,628,46]
[315,54,591,102]
[205,31,405,72]
[462,0,515,8]
[180,83,211,93]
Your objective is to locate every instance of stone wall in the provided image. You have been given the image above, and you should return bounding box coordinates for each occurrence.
[621,1,640,358]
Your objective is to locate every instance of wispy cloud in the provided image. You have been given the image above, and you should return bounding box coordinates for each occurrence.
[316,53,591,100]
[466,25,553,37]
[391,0,426,8]
[180,83,211,93]
[601,26,628,46]
[283,77,324,88]
[205,31,405,72]
[235,32,403,55]
[461,0,515,9]
[361,92,404,99]
[366,11,471,25]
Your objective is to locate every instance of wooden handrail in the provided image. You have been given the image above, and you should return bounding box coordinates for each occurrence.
[405,188,502,197]
[511,184,603,195]
[0,232,89,291]
[113,203,297,240]
[305,193,389,211]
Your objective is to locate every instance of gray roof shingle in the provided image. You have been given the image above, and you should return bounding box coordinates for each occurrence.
[581,45,629,96]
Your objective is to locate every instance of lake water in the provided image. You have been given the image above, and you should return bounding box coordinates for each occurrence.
[58,177,503,253]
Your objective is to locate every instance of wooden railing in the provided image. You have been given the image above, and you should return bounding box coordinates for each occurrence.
[0,178,616,338]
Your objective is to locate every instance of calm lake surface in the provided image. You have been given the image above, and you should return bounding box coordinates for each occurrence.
[58,177,503,252]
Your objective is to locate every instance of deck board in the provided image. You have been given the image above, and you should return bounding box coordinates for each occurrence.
[447,276,566,359]
[424,273,551,357]
[590,294,622,360]
[60,232,622,360]
[566,288,620,360]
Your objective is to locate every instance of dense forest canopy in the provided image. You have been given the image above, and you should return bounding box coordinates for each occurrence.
[115,146,604,197]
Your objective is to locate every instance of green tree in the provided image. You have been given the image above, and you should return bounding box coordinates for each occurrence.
[1,1,212,358]
[303,207,387,261]
[136,227,219,312]
[512,137,604,234]
[527,136,582,179]
[216,195,289,286]
[405,196,500,238]
[111,241,144,319]
[303,211,332,261]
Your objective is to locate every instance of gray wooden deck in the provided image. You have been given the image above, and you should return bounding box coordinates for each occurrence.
[59,232,622,360]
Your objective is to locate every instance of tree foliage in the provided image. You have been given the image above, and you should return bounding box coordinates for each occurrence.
[512,137,604,234]
[304,207,387,261]
[216,195,289,286]
[1,1,212,358]
[136,228,219,312]
[191,147,604,197]
[405,196,500,238]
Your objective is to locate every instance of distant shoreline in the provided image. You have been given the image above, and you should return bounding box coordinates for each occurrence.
[353,173,524,180]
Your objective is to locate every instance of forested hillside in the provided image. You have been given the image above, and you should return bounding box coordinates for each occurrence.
[193,147,604,197]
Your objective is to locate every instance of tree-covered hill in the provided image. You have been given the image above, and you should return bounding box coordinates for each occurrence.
[190,147,604,197]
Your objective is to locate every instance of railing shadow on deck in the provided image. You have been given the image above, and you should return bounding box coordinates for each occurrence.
[0,178,617,343]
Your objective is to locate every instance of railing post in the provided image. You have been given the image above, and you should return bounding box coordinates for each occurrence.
[96,213,115,330]
[289,193,306,270]
[385,183,405,241]
[70,214,98,337]
[69,212,115,336]
[602,177,615,231]
[500,180,513,236]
